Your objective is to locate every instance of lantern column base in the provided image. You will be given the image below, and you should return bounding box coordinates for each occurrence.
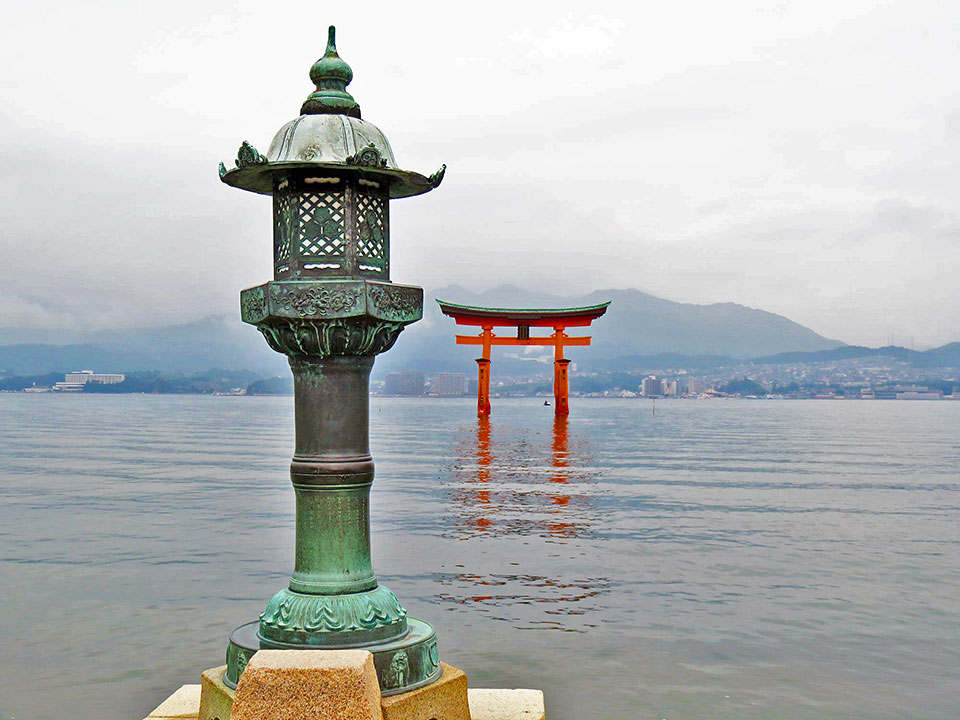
[224,616,440,696]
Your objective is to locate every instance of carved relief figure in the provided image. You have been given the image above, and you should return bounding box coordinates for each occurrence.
[385,650,409,689]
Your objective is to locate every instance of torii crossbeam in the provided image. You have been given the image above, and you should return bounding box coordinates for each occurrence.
[437,300,610,416]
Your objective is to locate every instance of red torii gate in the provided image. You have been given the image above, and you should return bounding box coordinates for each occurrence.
[437,300,610,416]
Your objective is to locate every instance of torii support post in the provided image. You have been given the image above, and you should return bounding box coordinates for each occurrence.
[476,326,493,416]
[437,301,610,416]
[476,358,492,416]
[552,327,570,416]
[554,360,571,415]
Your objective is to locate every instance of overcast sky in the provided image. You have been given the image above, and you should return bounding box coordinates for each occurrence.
[1,1,958,347]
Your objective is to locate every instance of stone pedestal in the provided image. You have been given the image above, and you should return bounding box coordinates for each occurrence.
[231,650,382,720]
[185,654,544,720]
[198,659,469,720]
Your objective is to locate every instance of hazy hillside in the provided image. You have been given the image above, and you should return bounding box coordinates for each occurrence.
[916,342,960,368]
[0,286,845,378]
[754,343,960,368]
[0,317,285,376]
[376,284,843,376]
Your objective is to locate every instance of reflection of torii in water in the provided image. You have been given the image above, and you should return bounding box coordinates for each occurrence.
[472,416,493,532]
[442,416,608,619]
[437,301,610,416]
[463,415,581,538]
[546,415,577,537]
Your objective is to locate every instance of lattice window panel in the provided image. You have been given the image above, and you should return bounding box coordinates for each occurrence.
[354,191,387,263]
[298,192,345,262]
[273,192,296,275]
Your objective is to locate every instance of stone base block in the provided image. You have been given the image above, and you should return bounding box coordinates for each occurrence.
[468,689,545,720]
[186,659,546,720]
[231,649,383,720]
[145,684,202,719]
[198,666,234,720]
[380,662,469,720]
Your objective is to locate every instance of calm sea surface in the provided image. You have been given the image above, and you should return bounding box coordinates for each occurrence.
[0,395,958,719]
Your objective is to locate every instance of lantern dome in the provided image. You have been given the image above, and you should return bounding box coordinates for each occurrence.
[219,26,444,200]
[266,115,397,168]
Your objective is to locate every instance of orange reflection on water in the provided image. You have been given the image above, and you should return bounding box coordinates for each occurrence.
[443,413,608,626]
[454,413,589,539]
[547,415,577,536]
[472,416,493,531]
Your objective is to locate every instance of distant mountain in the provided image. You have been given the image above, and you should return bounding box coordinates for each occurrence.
[573,343,960,371]
[376,284,843,376]
[753,345,912,364]
[915,342,960,368]
[0,317,286,376]
[753,343,960,368]
[591,353,739,371]
[15,285,950,379]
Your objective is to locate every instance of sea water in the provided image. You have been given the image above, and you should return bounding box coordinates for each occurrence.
[0,395,957,719]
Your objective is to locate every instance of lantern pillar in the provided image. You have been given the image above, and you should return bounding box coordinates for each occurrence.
[218,26,447,696]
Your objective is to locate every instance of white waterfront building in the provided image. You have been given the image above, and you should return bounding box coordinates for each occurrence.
[431,372,468,397]
[54,370,125,391]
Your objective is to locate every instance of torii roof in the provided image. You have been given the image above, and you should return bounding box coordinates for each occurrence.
[437,300,610,327]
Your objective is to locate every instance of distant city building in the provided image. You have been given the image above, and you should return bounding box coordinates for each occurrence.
[896,391,942,400]
[687,378,704,394]
[875,384,929,400]
[431,373,467,397]
[641,376,661,397]
[384,371,425,396]
[54,370,125,391]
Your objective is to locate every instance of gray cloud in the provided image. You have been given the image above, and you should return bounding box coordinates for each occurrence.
[0,1,958,348]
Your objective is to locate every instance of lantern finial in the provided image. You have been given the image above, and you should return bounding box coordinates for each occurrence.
[301,25,360,117]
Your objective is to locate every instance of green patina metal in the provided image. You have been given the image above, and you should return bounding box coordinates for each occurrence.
[240,280,422,325]
[259,585,407,644]
[302,26,360,117]
[218,26,444,696]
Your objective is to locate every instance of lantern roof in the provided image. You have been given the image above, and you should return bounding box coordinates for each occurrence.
[219,26,445,199]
